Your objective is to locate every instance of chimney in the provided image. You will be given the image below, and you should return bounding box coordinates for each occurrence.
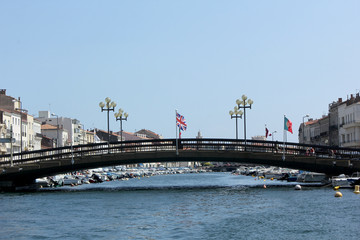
[0,89,6,95]
[338,98,342,103]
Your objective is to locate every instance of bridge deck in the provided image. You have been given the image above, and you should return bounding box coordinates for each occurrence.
[0,138,359,188]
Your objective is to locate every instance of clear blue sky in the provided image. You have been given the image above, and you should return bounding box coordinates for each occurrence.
[1,1,359,142]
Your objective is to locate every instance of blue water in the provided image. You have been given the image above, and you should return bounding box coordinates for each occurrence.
[0,173,359,240]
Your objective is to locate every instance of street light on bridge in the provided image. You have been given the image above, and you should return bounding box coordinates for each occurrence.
[114,108,129,142]
[99,97,117,142]
[229,106,243,140]
[236,95,253,146]
[271,131,277,142]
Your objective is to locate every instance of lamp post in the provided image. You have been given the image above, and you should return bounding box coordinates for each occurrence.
[15,107,28,155]
[229,106,243,140]
[51,113,59,147]
[302,114,310,144]
[99,97,117,142]
[114,108,129,142]
[271,131,277,142]
[236,95,253,146]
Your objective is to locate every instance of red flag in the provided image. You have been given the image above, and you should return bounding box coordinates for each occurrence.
[284,117,293,134]
[265,127,269,138]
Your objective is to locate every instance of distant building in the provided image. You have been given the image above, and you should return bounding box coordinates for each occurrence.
[41,135,55,149]
[298,93,360,148]
[0,123,7,155]
[36,111,84,146]
[85,130,95,144]
[93,129,121,142]
[41,124,69,148]
[0,90,42,153]
[0,89,21,111]
[252,136,266,141]
[135,129,162,139]
[337,94,360,148]
[117,131,147,141]
[299,116,329,146]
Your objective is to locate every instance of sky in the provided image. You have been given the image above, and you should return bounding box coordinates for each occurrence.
[1,0,359,143]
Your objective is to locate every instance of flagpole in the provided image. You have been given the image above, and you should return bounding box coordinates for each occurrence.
[175,110,179,156]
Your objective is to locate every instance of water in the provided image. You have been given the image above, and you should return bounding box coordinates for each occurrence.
[0,173,359,240]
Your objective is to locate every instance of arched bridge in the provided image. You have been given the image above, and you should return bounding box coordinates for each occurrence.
[1,138,359,190]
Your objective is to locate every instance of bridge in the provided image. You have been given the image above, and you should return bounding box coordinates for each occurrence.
[0,138,360,190]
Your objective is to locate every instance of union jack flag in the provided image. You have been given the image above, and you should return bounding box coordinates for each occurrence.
[176,112,187,131]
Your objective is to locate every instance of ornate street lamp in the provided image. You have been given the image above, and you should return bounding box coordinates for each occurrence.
[229,106,243,140]
[114,108,129,142]
[236,95,254,146]
[99,97,117,142]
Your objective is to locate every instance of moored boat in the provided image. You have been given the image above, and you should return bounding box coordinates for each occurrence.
[332,172,360,188]
[297,172,328,183]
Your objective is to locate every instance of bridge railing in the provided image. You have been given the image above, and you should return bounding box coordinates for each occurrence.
[0,138,359,167]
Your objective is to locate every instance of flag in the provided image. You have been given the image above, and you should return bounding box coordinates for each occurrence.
[284,117,293,134]
[176,112,187,131]
[265,127,269,138]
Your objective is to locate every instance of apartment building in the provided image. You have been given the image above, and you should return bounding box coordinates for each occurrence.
[41,124,69,147]
[299,93,360,148]
[337,95,360,147]
[299,116,329,146]
[0,90,42,153]
[37,111,84,146]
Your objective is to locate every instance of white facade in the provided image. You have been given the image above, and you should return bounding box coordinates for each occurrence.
[37,111,84,146]
[33,120,42,150]
[11,113,21,153]
[41,124,69,147]
[0,123,6,154]
[338,101,360,148]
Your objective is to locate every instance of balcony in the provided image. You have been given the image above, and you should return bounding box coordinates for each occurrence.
[342,140,360,148]
[342,121,360,129]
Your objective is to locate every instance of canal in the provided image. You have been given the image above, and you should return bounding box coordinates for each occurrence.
[0,172,358,239]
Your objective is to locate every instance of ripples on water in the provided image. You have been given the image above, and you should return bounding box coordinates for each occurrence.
[0,173,359,240]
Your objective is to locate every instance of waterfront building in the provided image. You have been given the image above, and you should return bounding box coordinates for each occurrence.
[0,89,42,153]
[32,119,42,150]
[94,129,121,142]
[0,123,6,155]
[41,135,56,149]
[328,99,341,146]
[135,129,163,139]
[298,93,360,148]
[37,111,84,146]
[85,130,95,144]
[41,124,69,148]
[299,116,329,146]
[0,109,21,153]
[0,89,21,111]
[25,114,42,151]
[337,94,360,148]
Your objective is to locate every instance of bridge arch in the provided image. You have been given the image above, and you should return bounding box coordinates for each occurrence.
[1,138,359,190]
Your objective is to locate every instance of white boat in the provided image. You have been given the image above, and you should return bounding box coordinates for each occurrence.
[35,177,50,188]
[296,172,328,183]
[332,172,360,188]
[63,175,82,185]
